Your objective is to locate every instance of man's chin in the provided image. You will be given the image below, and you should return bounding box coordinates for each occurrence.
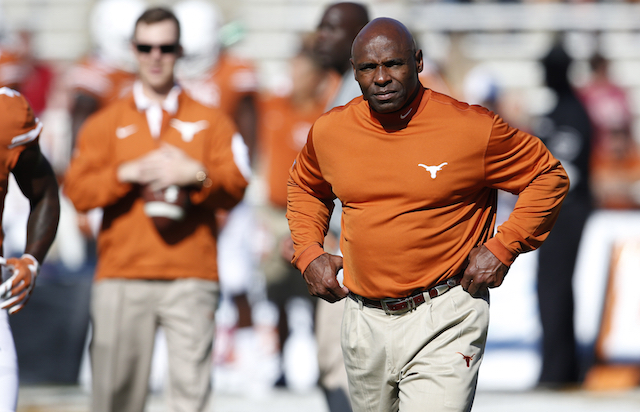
[142,78,174,93]
[370,100,400,114]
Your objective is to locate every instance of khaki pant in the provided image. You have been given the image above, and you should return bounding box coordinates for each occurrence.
[316,298,350,394]
[90,278,219,412]
[341,286,489,412]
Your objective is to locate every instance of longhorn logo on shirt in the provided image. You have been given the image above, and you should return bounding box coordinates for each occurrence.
[170,119,209,142]
[457,352,475,367]
[418,162,448,178]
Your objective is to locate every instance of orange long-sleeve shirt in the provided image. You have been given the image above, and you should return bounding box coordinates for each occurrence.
[67,54,136,109]
[179,52,259,118]
[287,86,569,299]
[64,89,248,282]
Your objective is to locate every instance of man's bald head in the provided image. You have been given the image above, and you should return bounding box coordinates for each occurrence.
[350,18,423,114]
[315,2,370,74]
[351,17,416,61]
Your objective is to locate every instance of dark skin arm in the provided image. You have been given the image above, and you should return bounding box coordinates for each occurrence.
[303,244,508,302]
[11,144,60,263]
[0,144,60,313]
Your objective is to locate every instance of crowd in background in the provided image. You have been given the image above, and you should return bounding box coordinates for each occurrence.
[0,0,638,406]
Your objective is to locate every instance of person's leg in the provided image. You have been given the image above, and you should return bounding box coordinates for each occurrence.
[159,278,219,412]
[90,280,157,412]
[342,286,489,412]
[317,298,352,412]
[341,297,399,412]
[397,286,489,412]
[0,310,18,412]
[537,201,591,385]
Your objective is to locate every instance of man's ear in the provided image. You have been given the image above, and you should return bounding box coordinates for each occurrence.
[415,49,424,74]
[177,44,184,59]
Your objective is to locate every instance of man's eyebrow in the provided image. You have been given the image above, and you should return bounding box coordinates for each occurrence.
[384,58,405,65]
[355,61,377,69]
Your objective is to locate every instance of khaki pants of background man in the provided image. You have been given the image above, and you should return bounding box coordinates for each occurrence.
[90,278,219,412]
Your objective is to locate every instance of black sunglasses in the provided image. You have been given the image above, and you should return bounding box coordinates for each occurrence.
[135,43,179,54]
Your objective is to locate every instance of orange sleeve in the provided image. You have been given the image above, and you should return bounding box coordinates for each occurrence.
[63,108,132,212]
[189,109,249,211]
[286,125,336,273]
[484,115,570,265]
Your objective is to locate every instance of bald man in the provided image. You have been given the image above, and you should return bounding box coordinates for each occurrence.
[287,18,569,412]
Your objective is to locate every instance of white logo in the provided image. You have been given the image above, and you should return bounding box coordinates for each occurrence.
[418,162,448,179]
[163,185,179,203]
[0,87,20,98]
[170,119,209,142]
[116,124,138,139]
[400,108,413,119]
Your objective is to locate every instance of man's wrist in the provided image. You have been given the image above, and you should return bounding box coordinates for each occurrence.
[195,169,213,188]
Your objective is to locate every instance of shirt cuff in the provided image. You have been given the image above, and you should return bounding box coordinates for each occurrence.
[293,244,326,274]
[484,237,517,267]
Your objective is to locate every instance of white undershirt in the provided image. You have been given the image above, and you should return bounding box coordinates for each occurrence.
[133,81,181,138]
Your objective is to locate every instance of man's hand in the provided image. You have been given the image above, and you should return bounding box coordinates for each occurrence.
[0,255,39,314]
[117,144,205,191]
[302,253,348,303]
[460,245,509,295]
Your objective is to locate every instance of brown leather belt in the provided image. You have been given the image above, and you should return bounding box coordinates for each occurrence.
[348,273,463,316]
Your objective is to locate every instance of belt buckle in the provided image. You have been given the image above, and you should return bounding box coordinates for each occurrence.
[380,296,415,316]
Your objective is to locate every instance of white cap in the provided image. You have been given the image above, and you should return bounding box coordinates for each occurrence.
[173,0,223,78]
[90,0,146,71]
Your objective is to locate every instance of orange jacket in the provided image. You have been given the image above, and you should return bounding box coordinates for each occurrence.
[67,54,136,109]
[287,86,569,299]
[179,52,258,118]
[64,89,248,282]
[258,93,334,209]
[0,88,42,246]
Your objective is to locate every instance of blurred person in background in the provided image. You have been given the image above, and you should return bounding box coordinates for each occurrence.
[533,38,594,389]
[67,0,146,148]
[0,88,60,412]
[64,7,250,412]
[578,53,640,210]
[256,39,340,392]
[64,0,146,265]
[174,0,259,158]
[0,19,25,91]
[172,0,268,393]
[311,2,369,411]
[573,51,640,392]
[14,29,54,118]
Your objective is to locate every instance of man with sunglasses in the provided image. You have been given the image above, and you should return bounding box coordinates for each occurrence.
[64,7,250,412]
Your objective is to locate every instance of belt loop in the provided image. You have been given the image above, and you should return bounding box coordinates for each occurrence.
[358,295,363,310]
